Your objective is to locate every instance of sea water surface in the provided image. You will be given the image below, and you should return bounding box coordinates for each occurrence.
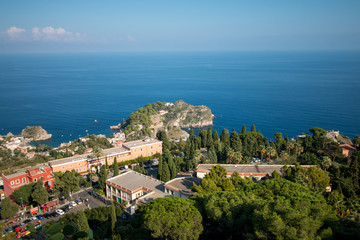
[0,51,359,147]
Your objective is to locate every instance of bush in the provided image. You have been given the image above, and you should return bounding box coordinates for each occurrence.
[45,223,63,235]
[49,232,65,240]
[63,224,75,236]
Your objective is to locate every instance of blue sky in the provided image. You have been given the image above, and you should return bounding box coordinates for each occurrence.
[1,0,359,52]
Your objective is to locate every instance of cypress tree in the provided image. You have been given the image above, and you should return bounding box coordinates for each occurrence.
[230,129,242,152]
[156,130,170,151]
[157,155,163,180]
[111,203,116,234]
[212,130,219,143]
[220,129,230,146]
[162,162,171,182]
[113,157,119,176]
[251,124,256,132]
[240,125,247,135]
[207,127,213,148]
[199,130,207,148]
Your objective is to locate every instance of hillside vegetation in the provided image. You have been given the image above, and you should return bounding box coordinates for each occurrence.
[111,100,213,140]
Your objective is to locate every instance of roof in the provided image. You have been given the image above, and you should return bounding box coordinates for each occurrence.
[49,146,130,167]
[122,138,162,149]
[2,170,27,179]
[340,144,356,150]
[164,177,201,196]
[195,164,314,176]
[106,171,165,193]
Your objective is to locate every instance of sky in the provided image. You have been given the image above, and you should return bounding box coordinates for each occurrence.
[0,0,360,53]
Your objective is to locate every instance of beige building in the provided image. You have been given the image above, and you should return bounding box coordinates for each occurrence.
[164,177,200,199]
[49,138,162,174]
[106,170,168,204]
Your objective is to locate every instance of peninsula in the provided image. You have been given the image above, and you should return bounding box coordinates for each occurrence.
[110,100,214,140]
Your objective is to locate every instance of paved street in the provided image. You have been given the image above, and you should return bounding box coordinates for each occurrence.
[8,188,107,229]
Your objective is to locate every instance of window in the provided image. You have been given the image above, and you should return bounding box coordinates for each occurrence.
[22,177,26,183]
[70,164,72,168]
[15,179,20,184]
[62,166,65,169]
[134,149,136,152]
[83,167,85,171]
[34,178,37,182]
[151,146,153,149]
[78,163,81,166]
[10,181,14,185]
[140,148,142,151]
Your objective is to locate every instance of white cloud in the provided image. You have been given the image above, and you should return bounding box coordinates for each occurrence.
[32,26,83,42]
[6,27,25,38]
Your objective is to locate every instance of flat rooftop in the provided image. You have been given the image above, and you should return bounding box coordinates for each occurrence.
[164,177,201,196]
[106,170,166,194]
[49,146,130,167]
[122,138,161,149]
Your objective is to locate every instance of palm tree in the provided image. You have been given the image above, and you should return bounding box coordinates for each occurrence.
[88,147,103,173]
[265,146,276,161]
[321,156,332,171]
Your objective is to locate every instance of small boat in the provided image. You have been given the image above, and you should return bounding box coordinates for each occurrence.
[94,120,98,124]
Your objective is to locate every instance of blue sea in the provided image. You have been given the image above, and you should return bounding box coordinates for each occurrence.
[0,51,359,147]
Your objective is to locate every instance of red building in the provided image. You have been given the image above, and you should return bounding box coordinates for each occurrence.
[2,164,54,198]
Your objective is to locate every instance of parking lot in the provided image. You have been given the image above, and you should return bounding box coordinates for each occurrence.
[7,188,107,229]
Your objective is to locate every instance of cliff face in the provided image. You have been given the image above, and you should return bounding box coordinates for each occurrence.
[21,126,52,141]
[111,100,214,140]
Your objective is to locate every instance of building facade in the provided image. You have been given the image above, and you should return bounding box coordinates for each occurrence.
[106,171,167,204]
[2,164,54,197]
[49,138,162,174]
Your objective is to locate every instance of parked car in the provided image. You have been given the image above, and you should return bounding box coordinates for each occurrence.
[67,203,73,209]
[62,206,69,212]
[55,209,65,215]
[75,199,82,205]
[70,201,77,207]
[29,216,37,221]
[51,212,59,217]
[36,214,44,220]
[44,213,51,219]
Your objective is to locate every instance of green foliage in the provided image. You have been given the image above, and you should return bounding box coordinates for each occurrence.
[113,157,119,176]
[156,130,170,151]
[31,178,49,205]
[12,182,36,205]
[27,222,37,235]
[0,197,19,219]
[193,178,337,240]
[111,203,116,234]
[141,197,203,240]
[74,210,90,240]
[98,165,107,191]
[63,224,76,235]
[45,223,64,235]
[49,232,65,240]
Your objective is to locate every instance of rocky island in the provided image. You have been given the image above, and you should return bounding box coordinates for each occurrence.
[21,126,52,141]
[110,100,214,140]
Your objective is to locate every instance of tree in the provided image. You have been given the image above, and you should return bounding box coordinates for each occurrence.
[111,203,116,234]
[31,178,49,206]
[353,135,360,149]
[212,130,219,143]
[220,129,230,146]
[240,125,247,135]
[12,183,35,205]
[62,170,80,196]
[251,124,256,132]
[0,197,18,219]
[113,157,119,176]
[206,127,213,148]
[142,197,203,240]
[74,210,90,240]
[230,129,242,152]
[156,130,170,151]
[27,222,37,236]
[98,165,107,191]
[161,162,171,182]
[157,155,163,180]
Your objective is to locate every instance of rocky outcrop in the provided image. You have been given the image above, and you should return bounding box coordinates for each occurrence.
[111,100,214,141]
[21,126,52,141]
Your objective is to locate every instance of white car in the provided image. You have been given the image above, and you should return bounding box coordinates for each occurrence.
[70,201,77,207]
[30,216,37,221]
[56,209,65,215]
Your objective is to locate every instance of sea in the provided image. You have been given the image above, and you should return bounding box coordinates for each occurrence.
[0,51,359,147]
